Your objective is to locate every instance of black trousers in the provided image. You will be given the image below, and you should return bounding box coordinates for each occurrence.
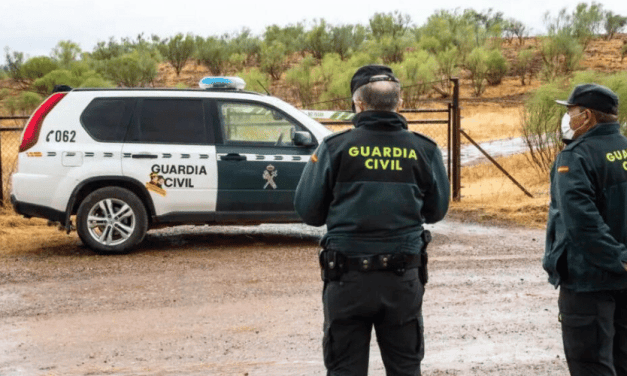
[559,287,627,376]
[322,268,424,376]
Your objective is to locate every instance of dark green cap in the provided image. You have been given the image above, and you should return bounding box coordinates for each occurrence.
[556,83,619,115]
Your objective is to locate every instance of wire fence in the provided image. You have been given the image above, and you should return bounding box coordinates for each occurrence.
[0,116,27,204]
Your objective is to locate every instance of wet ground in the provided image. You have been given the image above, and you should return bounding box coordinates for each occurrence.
[440,137,529,167]
[0,219,568,375]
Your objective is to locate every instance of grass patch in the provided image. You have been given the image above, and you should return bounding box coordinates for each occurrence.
[453,152,549,228]
[0,206,78,256]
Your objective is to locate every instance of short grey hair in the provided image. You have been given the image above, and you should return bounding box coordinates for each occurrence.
[352,76,401,112]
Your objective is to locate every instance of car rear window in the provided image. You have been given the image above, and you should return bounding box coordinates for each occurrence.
[128,98,207,144]
[81,98,136,142]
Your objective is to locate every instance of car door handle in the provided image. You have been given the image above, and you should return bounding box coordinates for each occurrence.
[131,153,158,159]
[220,153,246,161]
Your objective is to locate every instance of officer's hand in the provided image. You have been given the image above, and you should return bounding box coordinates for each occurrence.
[623,262,627,272]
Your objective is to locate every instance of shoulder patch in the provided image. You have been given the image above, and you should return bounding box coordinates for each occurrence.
[557,166,569,173]
[324,128,353,141]
[410,131,437,146]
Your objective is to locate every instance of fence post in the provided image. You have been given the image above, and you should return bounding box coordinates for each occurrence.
[451,78,461,201]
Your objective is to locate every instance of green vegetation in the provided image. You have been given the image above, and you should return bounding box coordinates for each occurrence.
[1,2,625,112]
[158,33,195,76]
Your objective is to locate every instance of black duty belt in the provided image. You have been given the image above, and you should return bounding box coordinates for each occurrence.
[344,253,421,273]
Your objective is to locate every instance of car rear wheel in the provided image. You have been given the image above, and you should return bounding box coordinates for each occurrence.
[76,187,148,254]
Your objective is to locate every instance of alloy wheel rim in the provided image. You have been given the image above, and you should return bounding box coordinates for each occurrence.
[86,198,136,246]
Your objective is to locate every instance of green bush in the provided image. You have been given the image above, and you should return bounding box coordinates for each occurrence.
[158,33,195,76]
[264,23,306,55]
[329,24,366,60]
[314,53,343,88]
[101,51,157,87]
[17,92,42,113]
[228,28,262,61]
[521,80,570,174]
[259,41,287,80]
[369,11,412,40]
[79,76,114,88]
[367,12,413,64]
[571,2,604,47]
[539,32,583,82]
[285,56,318,106]
[3,91,42,115]
[466,48,489,96]
[604,11,627,40]
[315,53,379,110]
[304,19,332,60]
[433,46,460,97]
[21,56,59,81]
[3,95,18,115]
[51,40,82,68]
[485,49,508,86]
[32,70,78,94]
[514,49,535,85]
[391,50,437,108]
[196,37,231,75]
[235,68,270,94]
[4,48,25,82]
[228,53,247,72]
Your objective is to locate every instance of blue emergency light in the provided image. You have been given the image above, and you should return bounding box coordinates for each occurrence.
[199,76,246,90]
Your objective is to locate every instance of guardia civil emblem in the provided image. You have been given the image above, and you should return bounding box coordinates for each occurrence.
[263,164,278,189]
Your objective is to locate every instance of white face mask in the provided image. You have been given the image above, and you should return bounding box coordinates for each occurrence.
[561,113,575,141]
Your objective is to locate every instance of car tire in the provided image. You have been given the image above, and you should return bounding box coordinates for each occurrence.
[76,187,148,254]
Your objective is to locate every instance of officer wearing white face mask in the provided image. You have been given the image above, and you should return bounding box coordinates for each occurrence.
[560,113,575,144]
[544,83,627,376]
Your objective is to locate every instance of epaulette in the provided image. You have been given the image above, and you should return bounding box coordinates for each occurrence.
[323,128,353,141]
[562,137,584,152]
[410,130,437,146]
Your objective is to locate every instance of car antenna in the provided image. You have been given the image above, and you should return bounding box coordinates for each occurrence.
[257,81,271,95]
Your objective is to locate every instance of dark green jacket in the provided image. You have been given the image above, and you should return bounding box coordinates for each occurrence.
[544,122,627,292]
[294,111,449,256]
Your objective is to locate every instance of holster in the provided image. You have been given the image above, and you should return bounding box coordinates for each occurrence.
[419,230,431,285]
[319,248,346,282]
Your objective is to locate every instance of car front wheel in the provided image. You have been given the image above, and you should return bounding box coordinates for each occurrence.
[76,187,148,254]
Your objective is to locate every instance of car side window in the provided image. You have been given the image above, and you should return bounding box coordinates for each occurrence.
[218,102,305,146]
[127,98,207,144]
[81,98,135,142]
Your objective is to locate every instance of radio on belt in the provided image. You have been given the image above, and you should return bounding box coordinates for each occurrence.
[199,76,246,90]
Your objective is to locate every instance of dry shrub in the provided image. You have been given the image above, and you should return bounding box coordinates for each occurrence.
[453,152,549,228]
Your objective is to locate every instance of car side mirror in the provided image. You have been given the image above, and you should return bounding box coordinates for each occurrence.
[292,131,315,147]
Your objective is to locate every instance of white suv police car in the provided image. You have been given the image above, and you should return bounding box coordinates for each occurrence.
[11,77,331,254]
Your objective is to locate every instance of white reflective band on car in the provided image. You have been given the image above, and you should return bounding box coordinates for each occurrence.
[301,110,354,120]
[217,153,310,162]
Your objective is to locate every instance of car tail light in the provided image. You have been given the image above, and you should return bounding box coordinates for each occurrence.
[19,92,67,152]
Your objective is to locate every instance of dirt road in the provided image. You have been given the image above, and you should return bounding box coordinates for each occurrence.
[0,218,568,375]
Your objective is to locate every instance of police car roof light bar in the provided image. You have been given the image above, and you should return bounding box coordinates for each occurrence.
[19,92,67,152]
[199,77,246,90]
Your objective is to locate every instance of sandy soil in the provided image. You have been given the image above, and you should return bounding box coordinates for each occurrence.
[0,218,568,376]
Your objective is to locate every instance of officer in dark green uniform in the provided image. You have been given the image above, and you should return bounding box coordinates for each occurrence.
[294,65,449,376]
[544,84,627,376]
